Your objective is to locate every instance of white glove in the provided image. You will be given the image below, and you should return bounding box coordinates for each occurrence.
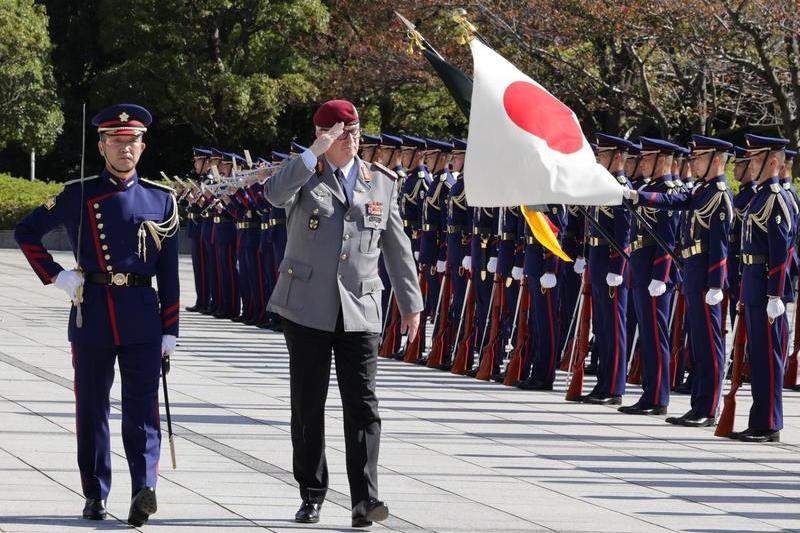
[540,272,557,289]
[573,256,586,274]
[462,255,472,272]
[511,266,524,281]
[161,334,177,356]
[436,260,447,273]
[53,270,83,303]
[648,280,667,297]
[487,257,498,273]
[606,273,623,287]
[705,288,723,306]
[767,296,786,320]
[622,188,636,202]
[414,251,420,261]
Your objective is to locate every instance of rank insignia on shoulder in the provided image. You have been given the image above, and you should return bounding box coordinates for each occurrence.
[770,183,781,193]
[716,182,727,191]
[308,214,320,230]
[43,196,56,210]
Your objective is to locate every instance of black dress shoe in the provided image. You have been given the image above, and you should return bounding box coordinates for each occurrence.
[465,367,480,377]
[185,305,200,312]
[127,487,157,527]
[82,498,107,520]
[436,363,453,371]
[491,371,505,383]
[200,308,216,315]
[738,429,780,442]
[580,394,621,405]
[415,357,428,366]
[673,381,692,394]
[517,379,553,391]
[682,416,716,428]
[294,501,322,523]
[618,403,667,415]
[584,363,598,376]
[352,498,388,527]
[231,315,245,323]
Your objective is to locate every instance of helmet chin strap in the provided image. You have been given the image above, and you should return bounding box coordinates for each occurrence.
[702,152,715,181]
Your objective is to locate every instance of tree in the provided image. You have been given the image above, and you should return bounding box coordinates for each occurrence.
[0,0,63,153]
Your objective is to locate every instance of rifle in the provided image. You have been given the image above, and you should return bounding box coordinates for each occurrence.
[403,272,428,363]
[451,278,476,375]
[476,273,504,381]
[784,277,799,388]
[715,307,746,437]
[427,269,453,368]
[626,326,642,385]
[378,290,400,357]
[558,285,584,371]
[504,276,530,386]
[669,292,687,388]
[565,275,592,401]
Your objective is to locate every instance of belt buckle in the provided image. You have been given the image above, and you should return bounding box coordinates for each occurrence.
[111,273,129,286]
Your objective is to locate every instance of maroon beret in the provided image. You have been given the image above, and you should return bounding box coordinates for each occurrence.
[313,99,359,128]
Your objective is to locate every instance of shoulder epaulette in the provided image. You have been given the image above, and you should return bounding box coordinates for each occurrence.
[716,181,727,191]
[615,175,627,185]
[770,183,782,193]
[63,174,100,187]
[140,178,175,193]
[783,182,792,190]
[371,161,398,181]
[665,180,675,189]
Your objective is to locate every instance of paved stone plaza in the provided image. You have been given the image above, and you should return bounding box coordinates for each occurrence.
[0,249,799,532]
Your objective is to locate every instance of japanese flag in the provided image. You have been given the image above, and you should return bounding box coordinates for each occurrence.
[464,38,623,207]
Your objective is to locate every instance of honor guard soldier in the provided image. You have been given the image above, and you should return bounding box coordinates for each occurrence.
[467,203,499,374]
[199,148,225,315]
[213,152,241,319]
[729,146,757,325]
[622,141,643,368]
[627,134,733,428]
[518,205,567,390]
[374,133,404,319]
[581,134,633,405]
[732,134,794,442]
[618,137,681,415]
[265,100,422,527]
[560,205,585,358]
[185,147,212,312]
[442,139,470,369]
[15,104,179,525]
[779,149,799,355]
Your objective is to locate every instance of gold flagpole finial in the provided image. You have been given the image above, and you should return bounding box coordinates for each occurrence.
[452,9,476,45]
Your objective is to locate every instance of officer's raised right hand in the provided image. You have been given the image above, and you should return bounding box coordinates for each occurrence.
[622,188,638,203]
[310,121,346,157]
[53,270,83,303]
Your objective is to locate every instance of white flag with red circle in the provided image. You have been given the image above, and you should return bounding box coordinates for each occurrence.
[464,38,623,207]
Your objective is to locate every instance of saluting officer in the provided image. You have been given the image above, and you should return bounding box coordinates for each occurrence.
[627,135,733,428]
[15,104,179,526]
[266,100,422,527]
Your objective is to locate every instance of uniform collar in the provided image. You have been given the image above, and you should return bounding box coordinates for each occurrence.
[763,176,780,187]
[103,169,139,191]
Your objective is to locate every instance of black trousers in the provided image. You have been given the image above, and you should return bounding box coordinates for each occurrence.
[282,313,381,511]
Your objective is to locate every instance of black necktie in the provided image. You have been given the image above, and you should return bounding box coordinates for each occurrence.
[335,168,351,206]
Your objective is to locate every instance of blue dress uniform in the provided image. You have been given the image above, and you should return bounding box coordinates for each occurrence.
[638,135,732,427]
[584,134,633,403]
[778,154,799,359]
[15,105,178,521]
[444,157,471,366]
[495,206,523,375]
[229,180,261,323]
[728,147,757,325]
[737,134,794,441]
[519,205,567,389]
[558,206,584,358]
[199,148,226,315]
[470,206,499,369]
[248,176,280,329]
[621,138,681,413]
[184,147,211,312]
[212,154,240,319]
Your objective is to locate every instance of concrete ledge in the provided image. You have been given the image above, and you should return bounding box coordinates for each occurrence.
[0,227,192,254]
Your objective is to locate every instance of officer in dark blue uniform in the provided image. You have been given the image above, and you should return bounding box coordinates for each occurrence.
[779,149,799,364]
[467,204,499,374]
[619,137,680,415]
[733,134,794,442]
[581,133,633,405]
[629,134,732,428]
[198,148,225,315]
[15,104,179,526]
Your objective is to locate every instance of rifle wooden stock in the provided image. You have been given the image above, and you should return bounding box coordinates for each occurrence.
[379,296,401,357]
[558,287,584,372]
[403,272,428,363]
[476,274,504,381]
[451,278,476,375]
[670,293,686,388]
[565,277,592,401]
[504,277,530,386]
[716,308,747,437]
[784,283,800,388]
[427,272,453,368]
[626,346,642,385]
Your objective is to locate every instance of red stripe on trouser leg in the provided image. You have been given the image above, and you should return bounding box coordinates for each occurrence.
[703,298,719,417]
[651,296,663,405]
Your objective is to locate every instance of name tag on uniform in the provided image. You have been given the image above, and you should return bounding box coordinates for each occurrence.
[366,201,383,223]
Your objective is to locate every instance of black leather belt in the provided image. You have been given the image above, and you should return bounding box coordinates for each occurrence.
[269,219,285,226]
[681,241,707,258]
[86,272,152,287]
[501,232,518,241]
[473,226,493,236]
[260,222,270,230]
[631,236,656,252]
[213,216,222,223]
[588,237,609,247]
[422,223,440,231]
[403,220,421,229]
[447,224,466,233]
[236,222,256,229]
[187,213,198,221]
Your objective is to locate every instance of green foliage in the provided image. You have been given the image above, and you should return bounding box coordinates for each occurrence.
[0,0,64,153]
[0,173,62,229]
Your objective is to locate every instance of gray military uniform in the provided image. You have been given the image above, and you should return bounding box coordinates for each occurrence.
[266,154,423,332]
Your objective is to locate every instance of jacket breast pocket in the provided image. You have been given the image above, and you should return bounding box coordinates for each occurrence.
[271,257,313,311]
[359,215,388,254]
